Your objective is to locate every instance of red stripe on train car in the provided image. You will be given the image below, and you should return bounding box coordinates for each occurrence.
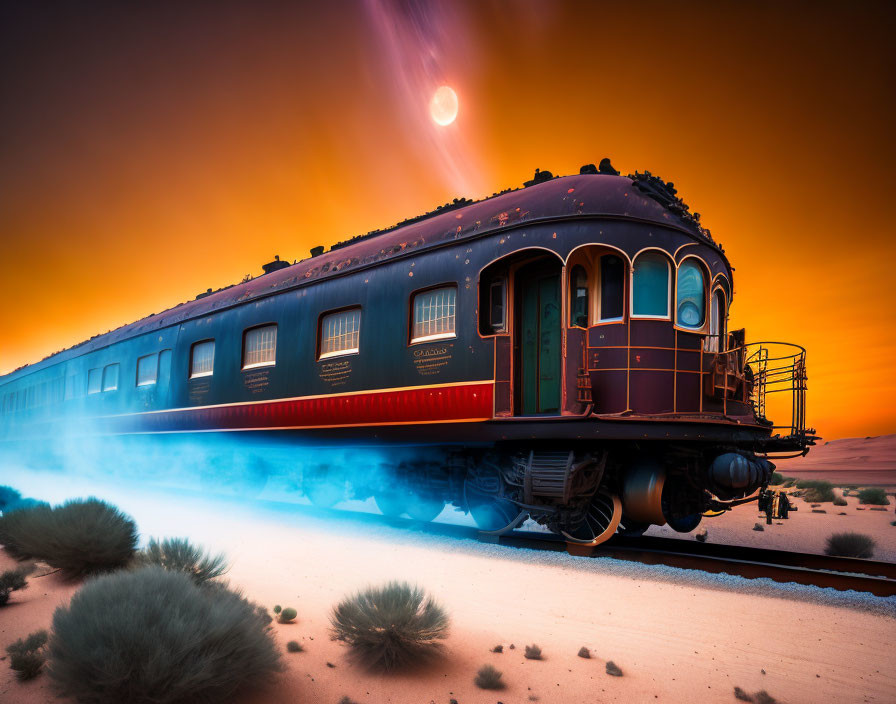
[104,381,495,434]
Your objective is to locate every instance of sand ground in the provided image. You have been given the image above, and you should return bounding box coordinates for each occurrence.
[1,470,895,704]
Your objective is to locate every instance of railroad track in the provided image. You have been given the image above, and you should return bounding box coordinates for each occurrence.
[479,530,896,597]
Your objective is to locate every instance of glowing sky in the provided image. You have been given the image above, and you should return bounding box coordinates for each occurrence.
[1,1,894,439]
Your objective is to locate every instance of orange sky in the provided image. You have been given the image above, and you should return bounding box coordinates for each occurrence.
[1,1,894,439]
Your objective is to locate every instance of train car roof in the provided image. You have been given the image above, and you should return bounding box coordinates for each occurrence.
[1,169,725,383]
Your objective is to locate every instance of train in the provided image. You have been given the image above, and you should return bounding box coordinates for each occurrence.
[0,159,815,546]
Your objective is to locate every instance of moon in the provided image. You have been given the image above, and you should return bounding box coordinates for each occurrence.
[430,86,458,126]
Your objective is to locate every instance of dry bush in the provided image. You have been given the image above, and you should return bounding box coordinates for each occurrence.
[824,532,876,558]
[524,644,543,660]
[286,640,303,653]
[858,488,890,505]
[0,564,32,605]
[0,499,137,576]
[796,480,835,503]
[137,538,228,585]
[605,660,623,676]
[329,581,449,672]
[474,663,505,689]
[578,646,591,658]
[491,644,503,653]
[833,497,848,506]
[7,630,48,680]
[48,566,281,703]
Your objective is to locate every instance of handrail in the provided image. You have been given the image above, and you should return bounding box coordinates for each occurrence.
[705,338,811,445]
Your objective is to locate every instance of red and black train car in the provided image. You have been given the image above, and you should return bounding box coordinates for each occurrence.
[0,161,813,545]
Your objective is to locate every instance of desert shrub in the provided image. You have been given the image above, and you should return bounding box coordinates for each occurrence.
[891,520,896,526]
[734,687,752,702]
[0,485,22,511]
[278,607,297,623]
[491,644,503,653]
[329,581,449,672]
[753,523,764,532]
[605,660,623,676]
[770,472,784,485]
[339,697,360,704]
[524,644,542,660]
[858,488,890,505]
[578,646,591,658]
[286,640,303,653]
[0,498,137,575]
[7,629,48,680]
[783,478,795,487]
[474,663,505,689]
[0,564,32,605]
[49,566,281,703]
[273,604,282,614]
[795,480,835,502]
[824,532,876,558]
[833,496,848,506]
[137,537,228,585]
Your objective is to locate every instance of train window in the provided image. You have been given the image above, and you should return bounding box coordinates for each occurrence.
[411,286,456,343]
[570,266,589,327]
[87,368,102,395]
[599,255,625,321]
[706,289,727,352]
[632,252,670,318]
[676,260,706,329]
[190,340,215,378]
[243,325,277,369]
[137,353,159,386]
[489,279,506,332]
[319,309,361,359]
[102,363,119,392]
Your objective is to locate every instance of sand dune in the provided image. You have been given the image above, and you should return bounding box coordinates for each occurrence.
[775,434,896,487]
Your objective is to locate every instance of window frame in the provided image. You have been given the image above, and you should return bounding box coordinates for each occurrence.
[189,339,216,379]
[569,264,590,329]
[241,324,278,370]
[102,363,120,392]
[409,284,458,345]
[597,253,626,323]
[318,307,362,360]
[136,353,159,387]
[674,256,708,331]
[630,250,672,320]
[87,368,102,395]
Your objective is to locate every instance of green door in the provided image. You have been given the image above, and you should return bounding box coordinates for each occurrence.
[518,266,561,414]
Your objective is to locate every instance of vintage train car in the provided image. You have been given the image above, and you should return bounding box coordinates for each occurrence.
[0,160,814,545]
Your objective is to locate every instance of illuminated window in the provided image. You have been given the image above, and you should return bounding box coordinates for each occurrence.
[676,260,706,329]
[190,340,215,378]
[412,286,456,343]
[599,254,625,321]
[320,309,361,359]
[243,325,277,369]
[102,363,119,392]
[87,368,102,395]
[632,252,670,318]
[137,353,159,386]
[570,265,589,327]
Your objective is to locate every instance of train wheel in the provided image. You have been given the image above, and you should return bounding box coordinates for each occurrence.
[375,492,406,518]
[406,492,445,522]
[469,498,518,532]
[563,490,622,546]
[306,480,343,508]
[666,513,702,533]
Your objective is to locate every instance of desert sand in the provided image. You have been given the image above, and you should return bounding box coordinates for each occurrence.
[2,469,895,704]
[774,435,896,488]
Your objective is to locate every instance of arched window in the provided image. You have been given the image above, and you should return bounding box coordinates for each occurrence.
[632,252,670,318]
[676,259,706,329]
[599,254,624,321]
[570,265,589,327]
[706,289,726,352]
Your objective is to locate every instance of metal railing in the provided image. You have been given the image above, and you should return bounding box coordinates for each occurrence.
[708,338,810,440]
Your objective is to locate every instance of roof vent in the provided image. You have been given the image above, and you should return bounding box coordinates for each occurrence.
[261,254,291,275]
[523,168,553,187]
[310,246,325,257]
